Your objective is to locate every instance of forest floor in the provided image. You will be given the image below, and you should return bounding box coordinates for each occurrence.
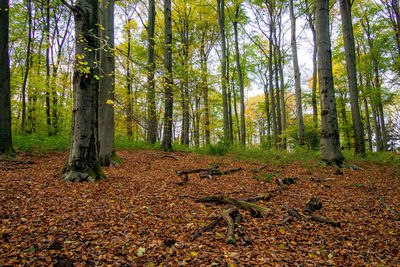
[1,149,400,266]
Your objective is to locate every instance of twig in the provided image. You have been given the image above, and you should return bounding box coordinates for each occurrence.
[161,155,178,161]
[377,193,400,220]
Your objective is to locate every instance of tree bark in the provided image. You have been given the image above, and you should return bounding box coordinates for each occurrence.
[146,0,157,144]
[315,0,344,165]
[99,0,119,166]
[268,21,278,148]
[61,0,105,182]
[21,0,33,133]
[45,0,52,136]
[289,0,305,146]
[161,0,174,152]
[233,4,246,147]
[339,0,365,155]
[217,0,230,144]
[0,0,13,155]
[126,19,133,138]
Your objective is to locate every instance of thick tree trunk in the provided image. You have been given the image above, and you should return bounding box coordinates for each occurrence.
[62,0,105,182]
[217,0,230,144]
[99,0,119,166]
[315,0,344,165]
[161,0,173,152]
[289,0,305,146]
[146,0,157,144]
[0,0,13,155]
[339,0,365,155]
[233,5,246,147]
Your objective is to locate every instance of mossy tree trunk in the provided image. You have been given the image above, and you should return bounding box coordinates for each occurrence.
[61,0,105,182]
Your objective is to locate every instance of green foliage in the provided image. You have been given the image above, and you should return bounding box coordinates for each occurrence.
[114,136,160,151]
[204,141,231,156]
[13,134,69,153]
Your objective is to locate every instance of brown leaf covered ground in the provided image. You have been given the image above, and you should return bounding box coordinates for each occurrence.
[1,150,400,266]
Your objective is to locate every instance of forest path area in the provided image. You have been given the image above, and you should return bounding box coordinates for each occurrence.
[1,150,400,265]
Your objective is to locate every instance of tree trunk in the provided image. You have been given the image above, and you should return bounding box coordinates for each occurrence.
[339,0,365,155]
[61,0,105,182]
[99,0,119,166]
[268,22,278,148]
[21,0,32,133]
[161,0,173,152]
[217,0,230,144]
[126,19,133,138]
[233,5,246,147]
[45,0,52,136]
[273,41,282,147]
[200,42,210,145]
[263,83,271,146]
[277,27,286,150]
[358,74,373,151]
[315,0,344,165]
[146,0,157,143]
[0,0,13,155]
[289,0,305,146]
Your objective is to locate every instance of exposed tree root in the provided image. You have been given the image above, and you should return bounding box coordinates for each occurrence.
[199,167,242,179]
[283,197,340,227]
[192,216,222,240]
[176,167,241,184]
[161,154,178,161]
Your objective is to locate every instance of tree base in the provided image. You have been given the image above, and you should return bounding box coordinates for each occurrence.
[62,164,106,182]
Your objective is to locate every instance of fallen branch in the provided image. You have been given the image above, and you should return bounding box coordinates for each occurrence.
[222,208,236,244]
[161,155,178,161]
[377,193,400,221]
[199,167,242,179]
[192,216,222,240]
[250,163,269,173]
[1,166,30,170]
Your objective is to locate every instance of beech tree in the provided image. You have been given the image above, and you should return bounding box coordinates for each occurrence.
[61,0,105,182]
[339,0,365,156]
[0,0,13,155]
[315,0,344,165]
[99,0,120,166]
[161,0,173,151]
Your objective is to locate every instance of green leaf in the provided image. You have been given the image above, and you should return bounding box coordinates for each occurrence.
[137,247,146,257]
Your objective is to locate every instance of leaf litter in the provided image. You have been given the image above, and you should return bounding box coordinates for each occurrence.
[0,150,399,265]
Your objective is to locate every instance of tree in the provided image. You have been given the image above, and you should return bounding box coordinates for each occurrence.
[339,0,365,155]
[289,0,305,146]
[161,0,174,151]
[99,0,120,166]
[233,2,246,146]
[315,0,344,165]
[146,0,157,144]
[61,0,105,182]
[0,0,13,155]
[217,0,230,144]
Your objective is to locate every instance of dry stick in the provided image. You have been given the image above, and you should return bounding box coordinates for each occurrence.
[377,193,400,220]
[192,216,222,240]
[161,155,178,161]
[199,167,242,179]
[177,167,218,176]
[283,205,340,227]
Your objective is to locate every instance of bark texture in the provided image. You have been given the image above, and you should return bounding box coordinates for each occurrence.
[289,0,305,146]
[0,0,13,155]
[62,0,105,182]
[339,0,365,155]
[161,0,173,152]
[146,0,157,143]
[99,0,119,166]
[315,0,344,165]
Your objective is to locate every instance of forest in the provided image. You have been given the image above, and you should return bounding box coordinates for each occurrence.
[0,0,400,265]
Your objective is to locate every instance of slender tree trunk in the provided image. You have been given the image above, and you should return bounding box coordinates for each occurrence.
[231,75,241,143]
[339,0,365,155]
[268,25,278,148]
[194,95,200,147]
[233,5,246,146]
[315,0,344,165]
[0,0,13,155]
[200,43,210,145]
[61,0,105,182]
[161,0,173,151]
[289,0,305,146]
[99,0,119,166]
[217,0,230,144]
[273,41,282,146]
[339,92,351,149]
[263,83,271,146]
[146,0,157,143]
[277,40,286,149]
[126,19,133,137]
[45,0,52,136]
[21,0,33,133]
[226,40,234,144]
[362,95,373,152]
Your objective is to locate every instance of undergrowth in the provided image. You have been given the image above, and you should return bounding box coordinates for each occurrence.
[11,134,399,166]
